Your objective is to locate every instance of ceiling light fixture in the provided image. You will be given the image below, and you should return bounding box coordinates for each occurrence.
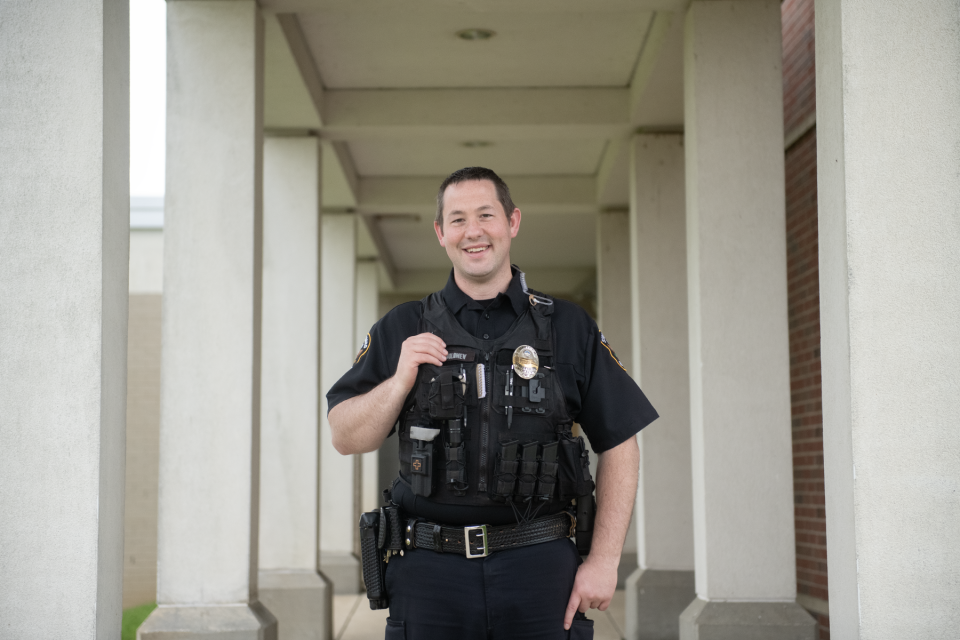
[461,141,493,148]
[456,28,495,41]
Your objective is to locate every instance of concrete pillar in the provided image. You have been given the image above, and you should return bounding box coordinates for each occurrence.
[597,209,633,374]
[139,2,276,638]
[596,209,639,588]
[258,137,332,640]
[0,0,128,635]
[319,213,360,594]
[355,260,382,514]
[679,2,815,637]
[816,1,960,636]
[625,134,696,640]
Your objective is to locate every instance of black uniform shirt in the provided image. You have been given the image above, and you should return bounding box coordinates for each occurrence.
[328,268,659,455]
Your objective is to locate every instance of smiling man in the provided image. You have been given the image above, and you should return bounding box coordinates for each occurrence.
[327,167,658,639]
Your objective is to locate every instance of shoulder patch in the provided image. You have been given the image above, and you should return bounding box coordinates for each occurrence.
[599,330,626,372]
[354,332,371,364]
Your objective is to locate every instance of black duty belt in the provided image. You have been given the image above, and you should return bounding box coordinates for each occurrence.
[385,508,575,559]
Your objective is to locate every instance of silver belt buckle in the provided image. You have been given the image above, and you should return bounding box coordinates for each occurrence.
[464,524,489,558]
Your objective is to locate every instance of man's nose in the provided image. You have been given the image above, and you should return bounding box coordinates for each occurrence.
[464,218,483,238]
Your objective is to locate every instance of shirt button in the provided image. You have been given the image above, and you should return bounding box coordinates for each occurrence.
[483,333,490,339]
[485,313,490,319]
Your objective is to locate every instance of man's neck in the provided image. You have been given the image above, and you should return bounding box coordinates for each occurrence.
[453,263,513,301]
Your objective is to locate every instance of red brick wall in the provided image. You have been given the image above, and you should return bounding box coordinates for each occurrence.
[783,0,817,134]
[782,0,829,638]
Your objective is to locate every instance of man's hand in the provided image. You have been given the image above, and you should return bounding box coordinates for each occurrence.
[392,333,447,393]
[329,332,447,455]
[561,436,639,630]
[563,555,619,630]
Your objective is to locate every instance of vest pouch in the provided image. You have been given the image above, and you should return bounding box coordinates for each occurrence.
[493,365,557,427]
[409,426,440,497]
[491,439,520,500]
[516,442,539,498]
[444,418,468,496]
[423,365,468,420]
[558,433,596,501]
[536,441,560,501]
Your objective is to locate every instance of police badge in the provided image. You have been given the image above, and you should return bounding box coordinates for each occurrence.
[511,345,539,379]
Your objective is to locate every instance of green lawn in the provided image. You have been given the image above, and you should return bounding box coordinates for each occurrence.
[122,602,156,640]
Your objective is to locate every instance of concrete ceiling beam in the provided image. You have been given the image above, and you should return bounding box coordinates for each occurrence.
[263,0,689,12]
[628,10,685,128]
[629,12,674,122]
[320,88,631,141]
[276,14,326,124]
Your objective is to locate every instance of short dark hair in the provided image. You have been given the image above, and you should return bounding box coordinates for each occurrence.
[435,167,516,231]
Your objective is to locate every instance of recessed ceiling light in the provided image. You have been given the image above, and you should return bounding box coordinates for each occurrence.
[462,141,493,148]
[456,28,495,41]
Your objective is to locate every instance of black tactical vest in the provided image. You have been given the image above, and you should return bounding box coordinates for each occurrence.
[397,290,596,510]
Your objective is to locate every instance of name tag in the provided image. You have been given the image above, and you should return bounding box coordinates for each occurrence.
[445,349,477,363]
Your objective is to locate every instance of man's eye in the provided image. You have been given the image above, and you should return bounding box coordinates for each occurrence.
[451,218,465,224]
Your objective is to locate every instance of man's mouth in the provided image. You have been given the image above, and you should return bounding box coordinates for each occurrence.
[464,246,489,254]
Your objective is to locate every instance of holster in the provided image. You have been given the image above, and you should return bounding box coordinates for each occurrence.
[574,493,596,556]
[359,510,389,610]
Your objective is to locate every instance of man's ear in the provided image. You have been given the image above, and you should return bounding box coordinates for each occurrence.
[509,208,521,238]
[434,220,446,247]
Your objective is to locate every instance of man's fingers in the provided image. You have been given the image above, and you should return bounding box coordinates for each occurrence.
[406,336,447,358]
[578,596,591,613]
[408,345,447,366]
[563,592,581,630]
[400,335,448,367]
[410,333,446,351]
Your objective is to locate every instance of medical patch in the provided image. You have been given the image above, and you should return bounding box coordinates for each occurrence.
[355,332,371,364]
[599,331,626,372]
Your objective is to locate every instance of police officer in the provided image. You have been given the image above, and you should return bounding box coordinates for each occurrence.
[328,167,658,639]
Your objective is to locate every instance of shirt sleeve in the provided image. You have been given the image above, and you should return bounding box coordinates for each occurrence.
[556,303,659,453]
[325,301,421,414]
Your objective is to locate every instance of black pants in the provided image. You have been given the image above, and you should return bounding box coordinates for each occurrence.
[383,538,594,640]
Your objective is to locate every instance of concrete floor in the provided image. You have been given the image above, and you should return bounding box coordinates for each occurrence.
[333,590,626,640]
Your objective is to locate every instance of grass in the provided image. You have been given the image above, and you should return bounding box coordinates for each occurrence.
[121,602,157,640]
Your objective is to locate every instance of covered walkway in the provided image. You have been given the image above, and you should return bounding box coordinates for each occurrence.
[2,1,959,639]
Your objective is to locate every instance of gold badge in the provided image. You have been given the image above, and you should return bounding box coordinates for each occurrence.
[512,345,539,380]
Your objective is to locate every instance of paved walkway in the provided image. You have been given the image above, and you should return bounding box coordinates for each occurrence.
[333,590,626,640]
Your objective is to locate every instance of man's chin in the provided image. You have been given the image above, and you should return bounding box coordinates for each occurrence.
[455,260,499,282]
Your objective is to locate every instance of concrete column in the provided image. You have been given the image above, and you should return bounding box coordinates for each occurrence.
[0,0,128,635]
[680,2,815,637]
[319,213,360,593]
[625,134,696,640]
[258,137,332,640]
[816,1,960,637]
[355,260,382,514]
[597,209,633,374]
[139,2,276,638]
[596,209,639,588]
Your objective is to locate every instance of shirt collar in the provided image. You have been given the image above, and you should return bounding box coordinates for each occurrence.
[441,266,530,317]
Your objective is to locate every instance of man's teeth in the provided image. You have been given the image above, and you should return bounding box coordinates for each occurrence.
[466,247,487,253]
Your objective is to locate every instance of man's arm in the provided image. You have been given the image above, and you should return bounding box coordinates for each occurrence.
[563,435,639,630]
[329,333,447,455]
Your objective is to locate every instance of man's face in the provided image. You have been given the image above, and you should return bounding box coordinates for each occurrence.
[434,179,521,283]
